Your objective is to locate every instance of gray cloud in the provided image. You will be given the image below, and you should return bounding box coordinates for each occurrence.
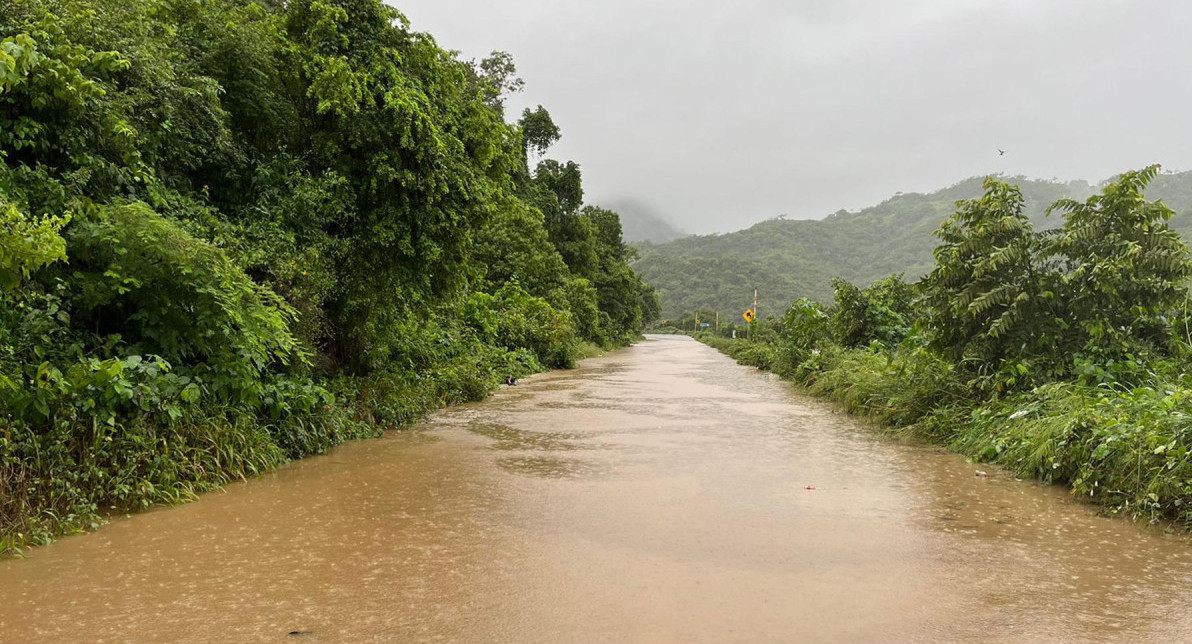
[394,0,1192,234]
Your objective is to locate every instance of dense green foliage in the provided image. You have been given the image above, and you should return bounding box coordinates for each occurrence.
[698,169,1192,528]
[830,274,917,348]
[0,0,655,551]
[638,172,1192,320]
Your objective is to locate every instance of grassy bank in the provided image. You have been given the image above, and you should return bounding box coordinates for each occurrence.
[0,337,625,555]
[700,333,1192,528]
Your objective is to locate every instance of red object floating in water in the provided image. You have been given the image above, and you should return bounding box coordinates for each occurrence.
[805,485,816,490]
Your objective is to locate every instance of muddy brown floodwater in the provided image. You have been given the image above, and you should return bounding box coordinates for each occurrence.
[4,336,1192,642]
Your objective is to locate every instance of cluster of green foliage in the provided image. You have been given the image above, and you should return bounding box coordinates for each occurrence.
[830,275,917,348]
[636,171,1192,320]
[925,168,1191,387]
[0,0,656,551]
[698,168,1192,528]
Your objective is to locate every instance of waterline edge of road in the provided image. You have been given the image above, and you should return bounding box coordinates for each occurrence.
[1,340,631,557]
[693,333,1192,541]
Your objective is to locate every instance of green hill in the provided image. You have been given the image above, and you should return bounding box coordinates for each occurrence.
[636,172,1192,320]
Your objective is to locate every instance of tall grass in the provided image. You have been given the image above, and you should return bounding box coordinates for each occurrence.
[954,381,1192,524]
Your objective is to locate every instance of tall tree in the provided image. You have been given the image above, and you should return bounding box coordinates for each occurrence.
[922,178,1048,366]
[1047,165,1192,360]
[519,105,560,158]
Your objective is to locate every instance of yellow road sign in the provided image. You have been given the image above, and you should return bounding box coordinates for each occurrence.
[742,309,755,323]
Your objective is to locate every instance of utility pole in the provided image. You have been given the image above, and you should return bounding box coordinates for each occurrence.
[751,288,758,340]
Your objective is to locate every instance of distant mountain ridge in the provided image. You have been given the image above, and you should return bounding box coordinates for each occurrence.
[634,171,1192,320]
[601,198,686,243]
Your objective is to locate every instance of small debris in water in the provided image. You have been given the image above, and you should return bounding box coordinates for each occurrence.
[976,471,990,478]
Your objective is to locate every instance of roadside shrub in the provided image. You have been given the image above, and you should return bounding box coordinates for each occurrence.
[953,379,1192,524]
[701,335,778,371]
[831,275,916,348]
[464,283,580,368]
[335,343,539,429]
[66,202,302,375]
[773,298,831,379]
[808,346,966,427]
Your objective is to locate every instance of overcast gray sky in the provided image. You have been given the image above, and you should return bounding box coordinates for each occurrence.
[395,0,1192,234]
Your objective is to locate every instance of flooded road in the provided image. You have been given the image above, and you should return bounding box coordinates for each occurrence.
[4,335,1192,642]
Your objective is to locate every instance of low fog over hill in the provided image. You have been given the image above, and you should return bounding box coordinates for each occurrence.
[601,199,686,244]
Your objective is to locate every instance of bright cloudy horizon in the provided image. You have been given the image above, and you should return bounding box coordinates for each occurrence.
[393,0,1192,234]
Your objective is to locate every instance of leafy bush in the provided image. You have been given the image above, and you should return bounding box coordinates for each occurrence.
[955,379,1192,524]
[67,202,302,375]
[1047,166,1192,369]
[922,177,1048,369]
[0,198,67,290]
[831,275,916,348]
[773,298,831,378]
[464,282,580,368]
[924,168,1192,388]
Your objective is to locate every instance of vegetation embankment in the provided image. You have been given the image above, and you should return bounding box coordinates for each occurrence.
[697,168,1192,528]
[0,0,658,552]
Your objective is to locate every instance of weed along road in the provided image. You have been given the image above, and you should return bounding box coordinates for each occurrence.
[5,335,1192,642]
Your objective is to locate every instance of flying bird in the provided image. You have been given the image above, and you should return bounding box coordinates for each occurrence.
[997,148,1006,156]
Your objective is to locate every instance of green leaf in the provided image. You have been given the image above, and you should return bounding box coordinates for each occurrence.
[180,383,201,403]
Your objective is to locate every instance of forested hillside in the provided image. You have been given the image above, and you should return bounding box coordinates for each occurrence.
[0,0,656,550]
[638,172,1192,319]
